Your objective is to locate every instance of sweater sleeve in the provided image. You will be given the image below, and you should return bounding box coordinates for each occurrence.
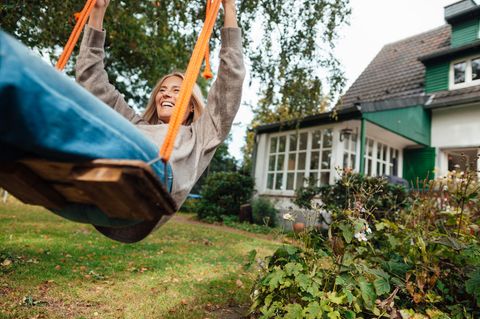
[75,25,145,125]
[192,27,246,155]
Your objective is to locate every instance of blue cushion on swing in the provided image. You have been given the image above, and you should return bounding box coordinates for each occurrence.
[0,30,172,228]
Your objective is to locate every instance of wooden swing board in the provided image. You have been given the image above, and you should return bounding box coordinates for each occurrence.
[0,159,177,221]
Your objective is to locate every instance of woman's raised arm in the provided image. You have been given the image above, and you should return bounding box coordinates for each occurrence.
[88,0,110,30]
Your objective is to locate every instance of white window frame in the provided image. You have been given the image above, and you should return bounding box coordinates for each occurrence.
[342,133,358,171]
[364,137,400,177]
[449,54,480,90]
[264,126,335,195]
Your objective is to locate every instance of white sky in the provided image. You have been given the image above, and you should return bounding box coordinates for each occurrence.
[229,0,457,162]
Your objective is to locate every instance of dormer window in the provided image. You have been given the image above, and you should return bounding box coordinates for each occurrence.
[454,61,466,84]
[450,55,480,89]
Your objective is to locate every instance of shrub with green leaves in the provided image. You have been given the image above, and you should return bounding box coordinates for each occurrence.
[252,197,278,227]
[250,170,480,318]
[196,172,254,222]
[295,170,409,218]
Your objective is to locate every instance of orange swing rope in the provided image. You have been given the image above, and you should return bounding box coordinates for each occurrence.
[55,0,221,164]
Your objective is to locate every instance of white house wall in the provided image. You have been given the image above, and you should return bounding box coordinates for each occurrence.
[431,104,480,176]
[431,104,480,148]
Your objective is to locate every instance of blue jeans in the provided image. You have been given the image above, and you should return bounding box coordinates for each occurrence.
[0,30,172,227]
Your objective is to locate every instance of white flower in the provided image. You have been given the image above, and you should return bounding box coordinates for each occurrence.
[354,232,368,242]
[282,213,295,222]
[365,226,372,234]
[442,185,448,191]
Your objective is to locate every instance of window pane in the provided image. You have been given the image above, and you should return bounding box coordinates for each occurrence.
[275,173,283,190]
[472,58,480,81]
[320,172,330,185]
[296,173,305,189]
[298,152,306,170]
[343,153,349,168]
[377,162,381,176]
[299,133,308,150]
[277,154,285,171]
[321,150,331,169]
[267,173,274,189]
[383,145,387,161]
[278,136,286,152]
[323,130,333,148]
[270,137,277,153]
[377,143,382,159]
[289,134,297,151]
[351,134,357,152]
[350,154,356,169]
[268,155,276,171]
[311,130,321,150]
[310,152,320,170]
[286,173,295,190]
[288,153,296,170]
[367,159,372,176]
[367,139,374,156]
[454,61,466,84]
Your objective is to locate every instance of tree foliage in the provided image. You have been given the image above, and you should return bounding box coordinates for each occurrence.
[1,0,351,112]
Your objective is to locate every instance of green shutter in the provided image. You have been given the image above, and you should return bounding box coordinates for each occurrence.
[425,61,449,93]
[451,18,479,47]
[403,147,436,186]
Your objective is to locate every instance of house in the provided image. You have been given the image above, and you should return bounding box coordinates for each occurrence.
[252,0,480,208]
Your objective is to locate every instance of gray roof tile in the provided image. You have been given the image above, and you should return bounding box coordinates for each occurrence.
[339,25,451,109]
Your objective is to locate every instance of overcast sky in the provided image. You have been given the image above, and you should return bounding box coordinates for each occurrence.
[229,0,457,162]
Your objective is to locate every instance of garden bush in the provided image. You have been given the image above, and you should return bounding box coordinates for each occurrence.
[250,170,480,318]
[252,197,278,227]
[295,170,409,220]
[196,171,254,222]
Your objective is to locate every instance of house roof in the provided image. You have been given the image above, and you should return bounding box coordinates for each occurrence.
[419,39,480,63]
[254,106,361,134]
[339,25,451,109]
[427,85,480,108]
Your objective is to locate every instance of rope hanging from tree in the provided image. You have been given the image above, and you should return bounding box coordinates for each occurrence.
[56,0,220,163]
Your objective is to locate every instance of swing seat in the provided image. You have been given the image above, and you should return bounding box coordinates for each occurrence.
[0,159,176,222]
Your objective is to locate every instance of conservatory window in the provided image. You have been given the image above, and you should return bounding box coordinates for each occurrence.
[364,138,400,177]
[342,133,357,171]
[266,128,333,191]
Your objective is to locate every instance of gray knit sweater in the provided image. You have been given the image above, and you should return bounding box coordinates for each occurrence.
[76,25,245,208]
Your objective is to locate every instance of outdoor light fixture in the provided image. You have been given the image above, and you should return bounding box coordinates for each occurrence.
[339,128,353,142]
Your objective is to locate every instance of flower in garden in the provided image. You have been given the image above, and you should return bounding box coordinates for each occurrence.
[354,231,368,242]
[282,213,295,222]
[365,225,372,234]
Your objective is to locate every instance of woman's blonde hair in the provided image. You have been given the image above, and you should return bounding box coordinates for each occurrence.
[143,72,205,125]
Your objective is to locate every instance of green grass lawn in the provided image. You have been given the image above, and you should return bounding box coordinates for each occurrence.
[0,199,280,319]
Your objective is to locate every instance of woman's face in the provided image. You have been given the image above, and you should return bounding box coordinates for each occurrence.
[155,75,182,124]
[155,75,195,124]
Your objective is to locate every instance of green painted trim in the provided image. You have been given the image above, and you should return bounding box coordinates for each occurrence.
[362,106,431,146]
[403,147,436,185]
[452,18,479,47]
[425,61,449,93]
[359,118,366,175]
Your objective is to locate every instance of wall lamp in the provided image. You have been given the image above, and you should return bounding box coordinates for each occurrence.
[339,128,353,142]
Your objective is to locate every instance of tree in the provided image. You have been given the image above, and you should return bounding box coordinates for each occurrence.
[1,0,350,109]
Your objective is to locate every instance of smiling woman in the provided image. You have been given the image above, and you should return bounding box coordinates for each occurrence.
[71,0,245,241]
